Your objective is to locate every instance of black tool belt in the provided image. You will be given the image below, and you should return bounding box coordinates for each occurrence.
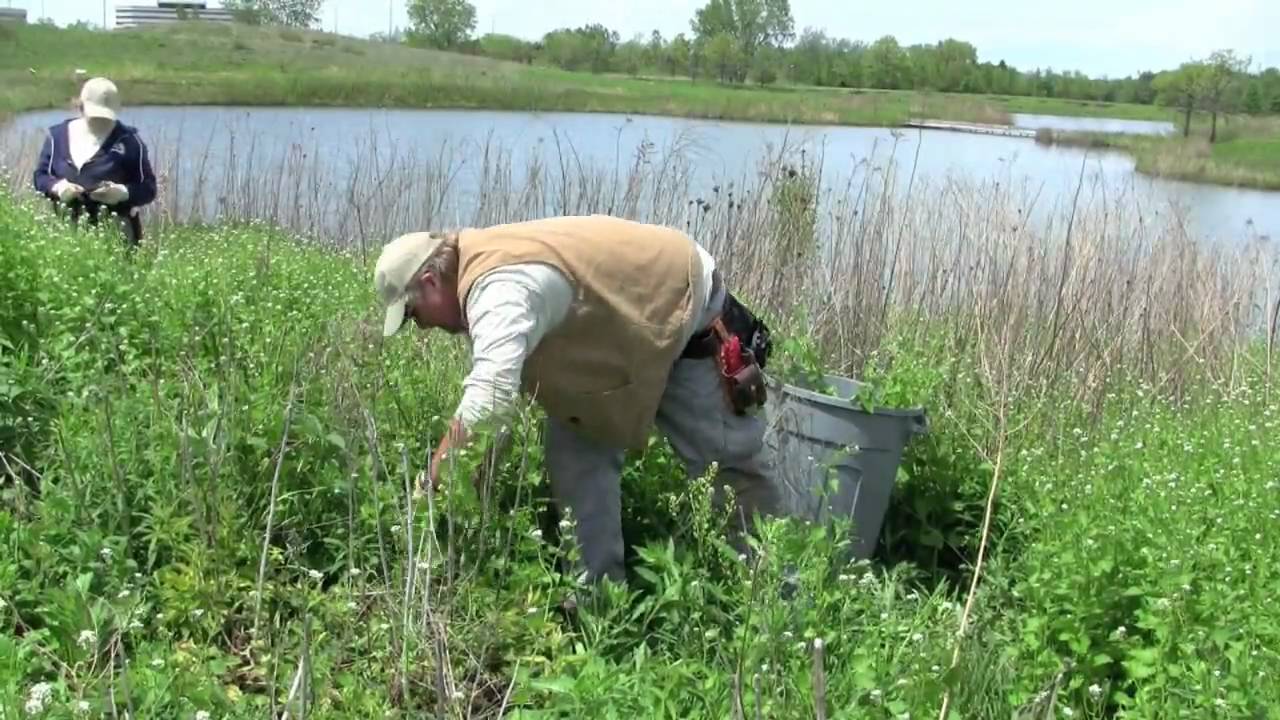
[681,272,773,414]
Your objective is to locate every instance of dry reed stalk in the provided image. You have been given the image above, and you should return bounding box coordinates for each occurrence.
[254,375,299,635]
[1,119,1274,412]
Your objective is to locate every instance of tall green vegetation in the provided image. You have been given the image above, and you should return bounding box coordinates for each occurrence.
[1,138,1278,715]
[2,92,1279,715]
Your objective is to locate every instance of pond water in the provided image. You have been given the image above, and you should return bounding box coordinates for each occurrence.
[1010,113,1177,136]
[2,106,1275,244]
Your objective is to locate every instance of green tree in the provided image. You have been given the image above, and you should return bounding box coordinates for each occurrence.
[1154,62,1206,137]
[646,30,666,70]
[1198,49,1251,142]
[790,28,833,86]
[542,24,618,73]
[1243,82,1264,114]
[691,0,793,81]
[478,33,534,63]
[934,39,978,92]
[616,34,647,77]
[406,0,477,50]
[668,33,692,77]
[223,0,322,28]
[692,0,736,40]
[752,45,781,85]
[705,33,742,83]
[864,35,907,89]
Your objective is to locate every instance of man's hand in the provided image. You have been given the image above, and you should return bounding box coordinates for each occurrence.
[52,179,85,203]
[423,417,469,493]
[89,182,129,205]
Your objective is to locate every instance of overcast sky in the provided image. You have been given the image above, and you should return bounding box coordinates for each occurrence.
[18,0,1280,78]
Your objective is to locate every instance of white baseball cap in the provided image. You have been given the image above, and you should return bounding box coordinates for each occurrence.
[374,231,446,337]
[79,77,121,121]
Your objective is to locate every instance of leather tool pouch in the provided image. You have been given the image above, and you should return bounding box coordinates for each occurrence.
[681,286,774,414]
[711,293,773,415]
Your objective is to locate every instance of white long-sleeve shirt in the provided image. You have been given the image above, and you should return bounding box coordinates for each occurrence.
[68,118,112,169]
[456,242,718,428]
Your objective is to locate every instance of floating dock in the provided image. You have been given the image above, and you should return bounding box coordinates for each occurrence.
[903,119,1038,139]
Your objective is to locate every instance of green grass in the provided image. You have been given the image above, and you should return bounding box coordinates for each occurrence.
[994,93,1178,121]
[2,190,1279,718]
[1036,115,1280,191]
[1213,136,1280,173]
[2,22,1182,131]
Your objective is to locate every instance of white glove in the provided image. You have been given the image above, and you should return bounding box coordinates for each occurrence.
[89,182,129,206]
[51,179,84,203]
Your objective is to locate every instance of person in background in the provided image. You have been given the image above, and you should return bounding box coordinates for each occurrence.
[32,76,157,246]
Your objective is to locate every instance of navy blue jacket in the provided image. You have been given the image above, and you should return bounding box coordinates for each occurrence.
[32,118,157,212]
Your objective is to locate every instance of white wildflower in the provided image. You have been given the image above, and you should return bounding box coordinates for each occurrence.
[869,688,883,703]
[150,658,164,668]
[75,700,91,715]
[117,589,130,600]
[1062,708,1075,718]
[529,529,542,540]
[25,682,53,716]
[307,569,323,580]
[349,567,361,576]
[1088,683,1103,700]
[100,547,113,561]
[526,606,539,615]
[77,630,97,650]
[196,711,212,720]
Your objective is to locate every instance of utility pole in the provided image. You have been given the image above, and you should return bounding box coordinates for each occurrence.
[388,0,393,37]
[102,0,107,28]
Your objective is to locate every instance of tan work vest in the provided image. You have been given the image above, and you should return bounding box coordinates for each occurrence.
[455,215,702,449]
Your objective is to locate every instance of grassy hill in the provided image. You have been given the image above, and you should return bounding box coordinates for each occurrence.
[1,21,1177,128]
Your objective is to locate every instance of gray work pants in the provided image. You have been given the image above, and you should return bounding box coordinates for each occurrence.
[544,351,780,584]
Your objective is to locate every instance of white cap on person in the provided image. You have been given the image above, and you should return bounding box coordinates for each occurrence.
[79,77,121,121]
[374,232,445,337]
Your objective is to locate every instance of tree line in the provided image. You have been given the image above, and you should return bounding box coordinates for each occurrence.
[226,0,1280,117]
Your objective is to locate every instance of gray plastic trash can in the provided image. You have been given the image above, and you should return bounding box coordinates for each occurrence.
[762,373,928,559]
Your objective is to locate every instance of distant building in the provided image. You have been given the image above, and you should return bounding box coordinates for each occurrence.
[115,1,235,29]
[0,7,28,24]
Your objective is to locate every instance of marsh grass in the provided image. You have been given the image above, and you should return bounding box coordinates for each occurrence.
[1,118,1278,718]
[1035,113,1280,191]
[3,119,1276,405]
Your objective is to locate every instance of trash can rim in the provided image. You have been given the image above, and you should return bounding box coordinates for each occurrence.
[767,372,929,420]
